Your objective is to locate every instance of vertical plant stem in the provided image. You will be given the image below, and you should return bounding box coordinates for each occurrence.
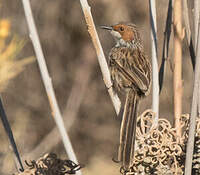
[79,0,121,115]
[185,21,200,175]
[173,0,183,138]
[21,1,81,174]
[194,1,200,116]
[149,0,159,124]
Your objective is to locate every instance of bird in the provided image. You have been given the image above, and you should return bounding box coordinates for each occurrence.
[101,23,152,172]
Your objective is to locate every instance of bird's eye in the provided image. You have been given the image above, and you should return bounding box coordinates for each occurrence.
[119,27,124,31]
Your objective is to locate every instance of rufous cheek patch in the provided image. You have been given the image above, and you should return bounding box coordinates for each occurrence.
[122,29,134,42]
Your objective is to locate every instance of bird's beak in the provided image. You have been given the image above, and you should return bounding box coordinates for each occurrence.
[100,25,113,31]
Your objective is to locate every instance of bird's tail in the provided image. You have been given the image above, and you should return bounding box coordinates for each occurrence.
[118,90,139,171]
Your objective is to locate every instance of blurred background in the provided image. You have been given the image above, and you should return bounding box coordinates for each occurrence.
[0,0,194,174]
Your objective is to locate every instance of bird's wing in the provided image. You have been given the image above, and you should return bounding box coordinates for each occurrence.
[113,48,151,94]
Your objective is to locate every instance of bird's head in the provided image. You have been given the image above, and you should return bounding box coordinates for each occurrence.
[101,23,142,49]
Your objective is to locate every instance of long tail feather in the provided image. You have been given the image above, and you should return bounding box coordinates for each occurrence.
[118,90,139,170]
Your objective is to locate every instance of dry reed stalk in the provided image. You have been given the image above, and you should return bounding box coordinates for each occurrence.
[79,0,121,115]
[21,1,81,175]
[185,21,200,175]
[149,0,159,124]
[173,0,183,138]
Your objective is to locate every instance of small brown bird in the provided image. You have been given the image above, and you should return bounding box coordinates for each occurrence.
[101,23,152,171]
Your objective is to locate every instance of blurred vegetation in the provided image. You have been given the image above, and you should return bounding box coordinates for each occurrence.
[0,0,194,175]
[0,19,35,92]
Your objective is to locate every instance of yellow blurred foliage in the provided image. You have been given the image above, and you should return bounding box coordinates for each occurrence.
[0,19,10,38]
[0,19,35,92]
